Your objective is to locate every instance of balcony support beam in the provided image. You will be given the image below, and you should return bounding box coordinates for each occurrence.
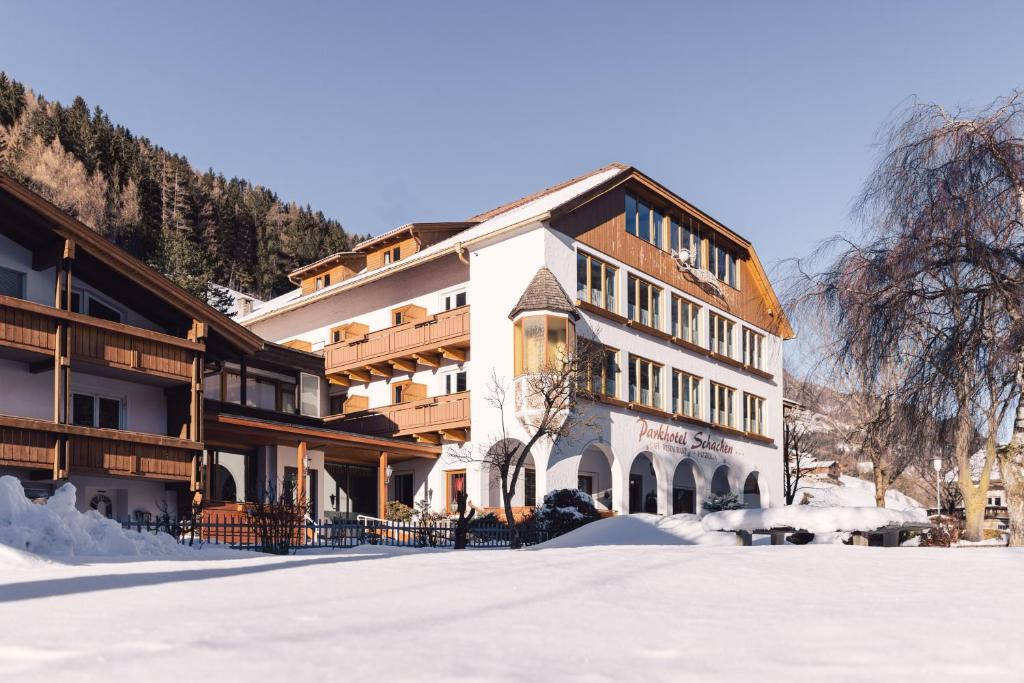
[412,352,440,369]
[328,374,351,387]
[348,369,371,384]
[438,346,466,362]
[389,357,417,374]
[440,429,468,443]
[414,432,441,445]
[369,364,392,379]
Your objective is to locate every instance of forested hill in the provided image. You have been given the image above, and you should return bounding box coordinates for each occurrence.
[0,72,364,309]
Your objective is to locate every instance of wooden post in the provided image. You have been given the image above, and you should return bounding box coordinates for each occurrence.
[296,440,307,506]
[378,451,389,519]
[188,320,207,442]
[52,240,74,479]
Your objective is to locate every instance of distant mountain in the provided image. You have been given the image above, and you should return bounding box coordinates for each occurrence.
[0,72,365,309]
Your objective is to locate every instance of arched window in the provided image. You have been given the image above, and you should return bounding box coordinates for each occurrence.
[513,315,575,375]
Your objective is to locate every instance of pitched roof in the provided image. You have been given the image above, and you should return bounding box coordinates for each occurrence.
[508,267,579,320]
[469,162,629,223]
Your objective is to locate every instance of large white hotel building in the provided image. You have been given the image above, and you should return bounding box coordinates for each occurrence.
[234,163,793,519]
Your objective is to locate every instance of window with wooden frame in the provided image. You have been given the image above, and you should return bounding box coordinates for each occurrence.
[625,192,666,249]
[743,328,765,370]
[392,380,426,404]
[314,273,331,290]
[628,354,663,408]
[707,233,739,289]
[670,294,701,345]
[709,313,735,358]
[445,470,466,514]
[627,275,662,330]
[244,373,298,413]
[671,369,701,419]
[513,315,575,376]
[669,214,703,267]
[710,382,736,428]
[588,347,619,399]
[744,393,766,435]
[382,246,401,265]
[329,322,369,345]
[576,251,618,313]
[391,304,426,326]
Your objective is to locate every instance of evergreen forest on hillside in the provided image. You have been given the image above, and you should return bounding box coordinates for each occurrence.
[0,72,363,309]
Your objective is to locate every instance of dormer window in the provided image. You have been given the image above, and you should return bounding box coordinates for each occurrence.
[383,247,401,265]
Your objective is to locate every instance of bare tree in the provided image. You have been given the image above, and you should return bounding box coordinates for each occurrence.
[449,339,603,549]
[789,92,1024,541]
[782,401,813,505]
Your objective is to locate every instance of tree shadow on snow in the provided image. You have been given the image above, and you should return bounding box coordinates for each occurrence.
[0,548,406,603]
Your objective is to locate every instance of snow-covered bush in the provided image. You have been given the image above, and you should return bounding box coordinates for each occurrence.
[701,492,744,512]
[535,488,601,538]
[385,500,414,522]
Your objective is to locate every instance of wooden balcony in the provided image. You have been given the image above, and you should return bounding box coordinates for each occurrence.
[0,295,201,384]
[0,414,200,480]
[325,306,470,383]
[328,391,470,444]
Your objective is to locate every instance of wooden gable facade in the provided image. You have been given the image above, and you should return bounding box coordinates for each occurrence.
[549,170,794,339]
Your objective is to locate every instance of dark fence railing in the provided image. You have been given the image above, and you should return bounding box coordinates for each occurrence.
[120,516,551,553]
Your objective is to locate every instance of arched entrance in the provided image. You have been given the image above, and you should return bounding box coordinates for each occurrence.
[628,452,659,514]
[672,459,701,514]
[711,464,732,496]
[743,472,763,509]
[578,444,614,512]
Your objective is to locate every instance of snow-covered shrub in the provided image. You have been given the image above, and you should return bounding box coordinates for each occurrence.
[535,488,601,538]
[385,500,414,522]
[701,492,744,512]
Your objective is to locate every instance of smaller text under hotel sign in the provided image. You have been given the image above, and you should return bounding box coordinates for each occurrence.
[636,418,743,460]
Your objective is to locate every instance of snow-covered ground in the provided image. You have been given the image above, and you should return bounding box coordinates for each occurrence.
[1,538,1022,680]
[3,479,1022,681]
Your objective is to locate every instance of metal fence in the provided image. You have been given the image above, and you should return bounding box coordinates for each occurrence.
[120,515,550,553]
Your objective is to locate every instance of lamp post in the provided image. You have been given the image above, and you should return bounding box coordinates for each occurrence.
[932,457,943,516]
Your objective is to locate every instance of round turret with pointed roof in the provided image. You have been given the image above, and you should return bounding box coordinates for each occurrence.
[508,267,580,321]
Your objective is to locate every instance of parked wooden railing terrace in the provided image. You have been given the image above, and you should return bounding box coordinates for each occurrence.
[329,391,470,444]
[325,306,470,380]
[0,414,199,480]
[0,294,202,382]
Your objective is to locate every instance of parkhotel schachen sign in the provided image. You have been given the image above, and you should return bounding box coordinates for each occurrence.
[636,417,743,461]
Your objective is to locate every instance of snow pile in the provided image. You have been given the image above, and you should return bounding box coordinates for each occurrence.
[536,513,738,549]
[798,475,923,511]
[0,475,188,558]
[702,505,928,534]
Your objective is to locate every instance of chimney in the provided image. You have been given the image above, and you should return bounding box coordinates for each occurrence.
[237,297,253,316]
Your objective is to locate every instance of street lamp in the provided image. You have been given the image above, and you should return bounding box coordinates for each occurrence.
[932,457,943,515]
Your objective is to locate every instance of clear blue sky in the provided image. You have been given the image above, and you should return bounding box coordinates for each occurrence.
[3,1,1023,272]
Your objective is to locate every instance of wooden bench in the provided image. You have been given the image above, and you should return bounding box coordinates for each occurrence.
[731,522,932,547]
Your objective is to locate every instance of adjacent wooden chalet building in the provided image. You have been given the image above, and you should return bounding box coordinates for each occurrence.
[0,174,437,522]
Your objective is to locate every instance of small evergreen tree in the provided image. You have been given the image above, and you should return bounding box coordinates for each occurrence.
[535,488,601,539]
[701,492,744,512]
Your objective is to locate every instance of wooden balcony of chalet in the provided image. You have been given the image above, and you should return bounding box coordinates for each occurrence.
[324,306,470,384]
[0,294,202,385]
[327,391,470,445]
[0,414,200,481]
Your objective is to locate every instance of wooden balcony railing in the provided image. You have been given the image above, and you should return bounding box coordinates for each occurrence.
[0,295,202,383]
[325,306,470,379]
[0,414,200,480]
[329,391,470,444]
